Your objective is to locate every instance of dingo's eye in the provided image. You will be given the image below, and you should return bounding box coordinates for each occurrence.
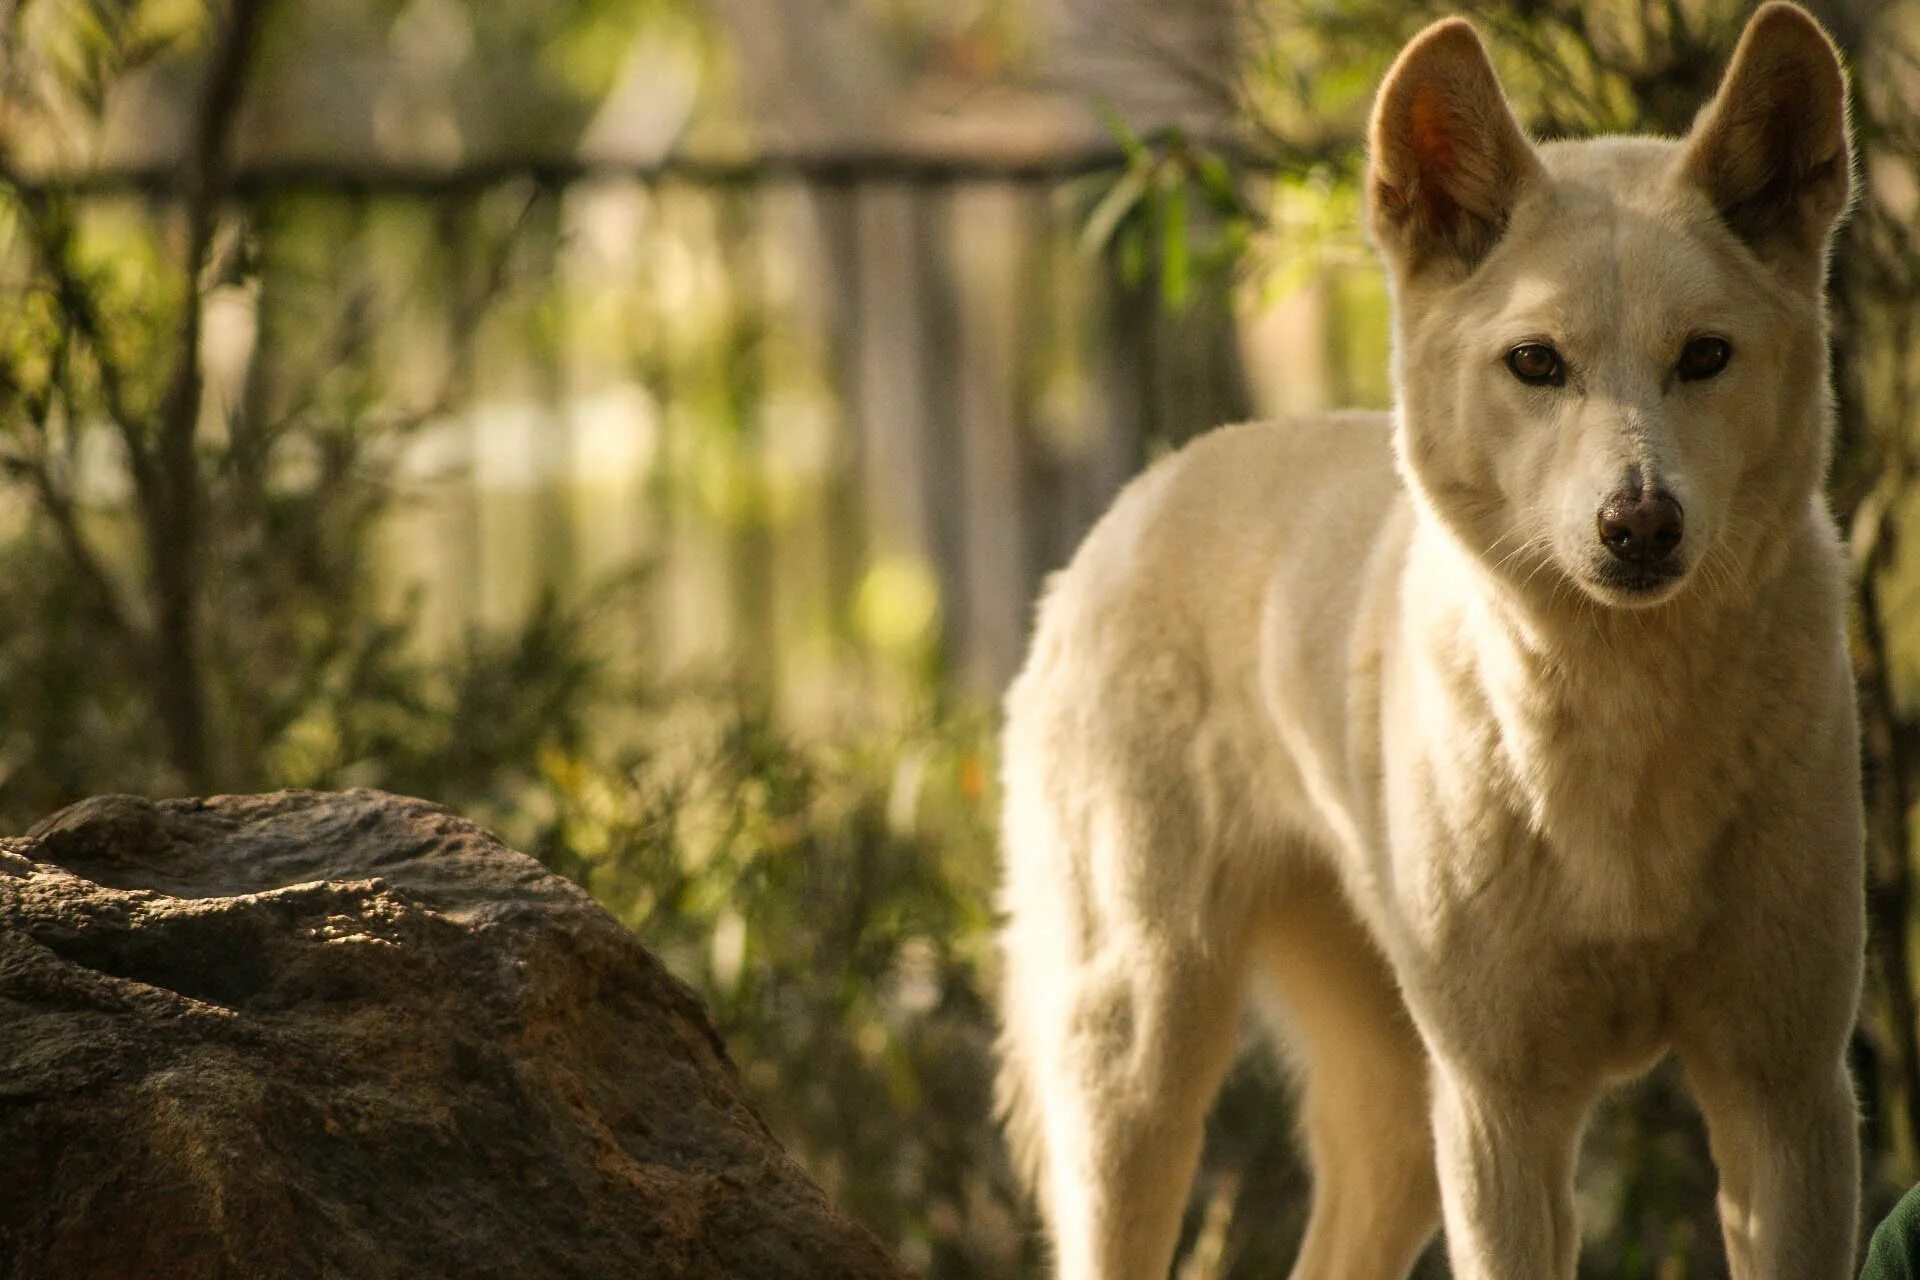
[1506,343,1564,387]
[1677,336,1732,381]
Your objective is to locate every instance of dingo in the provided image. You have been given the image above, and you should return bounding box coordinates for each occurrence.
[993,5,1863,1278]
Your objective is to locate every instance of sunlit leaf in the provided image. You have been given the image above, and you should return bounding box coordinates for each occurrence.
[1079,164,1151,259]
[1158,179,1189,312]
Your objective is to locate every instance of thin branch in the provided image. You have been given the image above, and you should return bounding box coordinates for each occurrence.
[0,324,147,656]
[143,0,273,790]
[1,186,156,492]
[15,456,145,647]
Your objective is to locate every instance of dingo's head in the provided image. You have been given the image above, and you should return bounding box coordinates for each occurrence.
[1368,3,1851,612]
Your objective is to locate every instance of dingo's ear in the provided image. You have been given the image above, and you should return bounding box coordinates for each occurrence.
[1680,2,1852,275]
[1367,18,1540,277]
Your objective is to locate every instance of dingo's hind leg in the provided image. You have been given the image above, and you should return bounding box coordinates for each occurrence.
[1019,936,1247,1280]
[1256,869,1440,1280]
[995,755,1252,1278]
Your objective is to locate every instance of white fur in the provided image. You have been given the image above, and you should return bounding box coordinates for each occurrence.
[994,6,1864,1278]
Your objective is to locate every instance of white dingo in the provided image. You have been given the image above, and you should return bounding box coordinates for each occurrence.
[994,5,1863,1278]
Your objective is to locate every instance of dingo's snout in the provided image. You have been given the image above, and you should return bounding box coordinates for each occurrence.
[1597,490,1684,566]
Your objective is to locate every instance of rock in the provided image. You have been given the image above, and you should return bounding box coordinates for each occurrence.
[0,790,912,1280]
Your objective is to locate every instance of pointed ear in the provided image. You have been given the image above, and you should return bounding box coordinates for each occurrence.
[1679,2,1852,274]
[1367,18,1541,276]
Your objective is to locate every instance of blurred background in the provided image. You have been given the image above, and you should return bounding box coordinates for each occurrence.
[2,0,1918,1274]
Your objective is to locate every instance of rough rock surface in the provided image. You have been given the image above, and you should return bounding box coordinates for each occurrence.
[0,790,911,1280]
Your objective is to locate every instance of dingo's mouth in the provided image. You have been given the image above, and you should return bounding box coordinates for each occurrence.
[1584,560,1689,607]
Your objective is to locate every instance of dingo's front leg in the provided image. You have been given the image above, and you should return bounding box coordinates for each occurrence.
[1682,1051,1857,1280]
[1428,1062,1588,1280]
[1677,778,1863,1280]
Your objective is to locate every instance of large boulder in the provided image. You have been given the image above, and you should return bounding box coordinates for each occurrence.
[0,790,912,1280]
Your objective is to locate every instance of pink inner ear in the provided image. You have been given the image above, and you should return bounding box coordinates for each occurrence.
[1408,84,1462,232]
[1409,85,1459,178]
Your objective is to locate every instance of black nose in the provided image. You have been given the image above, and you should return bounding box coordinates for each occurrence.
[1597,490,1684,564]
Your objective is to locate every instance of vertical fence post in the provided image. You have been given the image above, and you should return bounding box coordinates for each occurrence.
[719,183,776,691]
[813,178,869,703]
[435,193,484,640]
[530,181,574,607]
[951,179,1033,694]
[913,177,971,690]
[1014,181,1064,599]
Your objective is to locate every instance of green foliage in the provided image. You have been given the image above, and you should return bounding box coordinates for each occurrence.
[519,703,1037,1277]
[3,0,208,131]
[0,178,567,809]
[1078,114,1264,313]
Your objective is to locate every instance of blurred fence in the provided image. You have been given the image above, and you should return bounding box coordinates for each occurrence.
[26,154,1284,717]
